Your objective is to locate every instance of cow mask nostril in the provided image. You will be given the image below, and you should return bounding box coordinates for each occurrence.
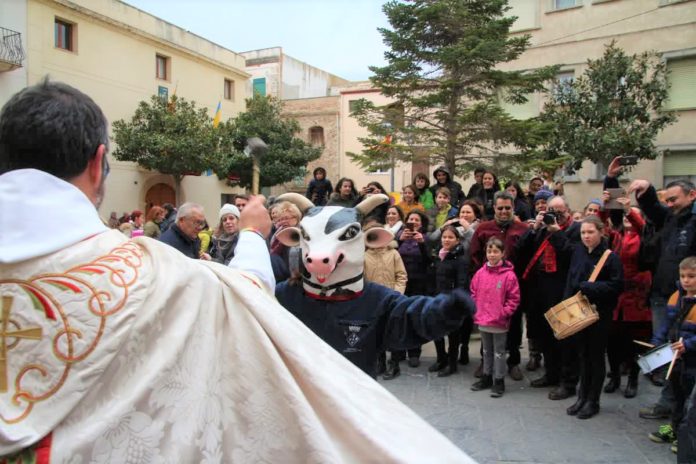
[322,258,330,264]
[306,257,313,263]
[337,254,345,264]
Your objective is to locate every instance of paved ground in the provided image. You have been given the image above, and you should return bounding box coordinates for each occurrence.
[379,339,675,464]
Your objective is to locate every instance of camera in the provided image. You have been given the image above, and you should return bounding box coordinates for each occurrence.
[543,211,558,226]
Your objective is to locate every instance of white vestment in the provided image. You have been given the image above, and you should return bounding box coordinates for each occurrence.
[0,170,474,463]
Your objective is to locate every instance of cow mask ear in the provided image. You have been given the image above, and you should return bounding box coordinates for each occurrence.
[275,227,301,247]
[364,228,394,249]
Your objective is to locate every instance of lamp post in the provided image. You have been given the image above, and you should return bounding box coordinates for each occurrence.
[244,137,267,195]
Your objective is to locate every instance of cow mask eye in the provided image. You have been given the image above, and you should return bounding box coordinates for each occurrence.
[300,227,310,241]
[339,225,360,241]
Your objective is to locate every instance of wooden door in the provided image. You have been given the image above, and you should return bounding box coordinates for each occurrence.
[145,183,175,211]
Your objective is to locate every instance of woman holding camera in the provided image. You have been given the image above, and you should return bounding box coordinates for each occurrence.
[383,210,431,379]
[357,181,390,224]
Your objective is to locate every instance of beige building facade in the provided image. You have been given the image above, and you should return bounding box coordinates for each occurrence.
[1,0,251,223]
[500,0,696,210]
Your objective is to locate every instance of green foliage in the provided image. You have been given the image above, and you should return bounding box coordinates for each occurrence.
[349,0,559,180]
[215,95,322,189]
[112,95,220,183]
[540,42,677,173]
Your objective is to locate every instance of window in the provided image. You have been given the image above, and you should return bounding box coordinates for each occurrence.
[54,18,74,51]
[499,90,540,120]
[590,161,608,181]
[224,79,235,101]
[348,100,361,113]
[665,57,696,110]
[252,78,266,96]
[553,71,575,99]
[309,126,324,147]
[664,150,696,187]
[156,54,169,80]
[508,0,539,31]
[549,0,582,10]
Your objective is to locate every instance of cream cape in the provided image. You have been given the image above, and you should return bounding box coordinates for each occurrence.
[0,229,474,462]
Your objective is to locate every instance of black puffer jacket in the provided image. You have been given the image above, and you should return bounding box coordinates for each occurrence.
[434,244,470,294]
[638,185,696,297]
[429,166,465,208]
[550,236,624,316]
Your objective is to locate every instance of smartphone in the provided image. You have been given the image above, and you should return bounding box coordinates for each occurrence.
[405,223,415,231]
[605,188,627,210]
[618,156,638,166]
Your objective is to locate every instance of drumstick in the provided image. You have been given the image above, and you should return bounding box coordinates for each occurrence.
[665,337,683,380]
[633,340,655,348]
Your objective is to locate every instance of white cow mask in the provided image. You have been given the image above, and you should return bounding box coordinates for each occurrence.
[275,193,393,298]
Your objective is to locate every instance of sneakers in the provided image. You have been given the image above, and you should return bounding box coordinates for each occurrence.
[382,361,401,380]
[649,424,676,444]
[640,404,672,420]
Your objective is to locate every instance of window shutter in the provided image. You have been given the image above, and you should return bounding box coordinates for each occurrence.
[666,58,696,110]
[664,151,696,176]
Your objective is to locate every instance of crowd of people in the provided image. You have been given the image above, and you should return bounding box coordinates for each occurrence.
[5,78,696,462]
[109,158,696,461]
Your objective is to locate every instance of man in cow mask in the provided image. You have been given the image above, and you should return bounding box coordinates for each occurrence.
[274,193,475,377]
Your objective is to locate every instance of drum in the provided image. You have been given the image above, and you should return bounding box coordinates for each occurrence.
[637,343,674,374]
[544,291,599,340]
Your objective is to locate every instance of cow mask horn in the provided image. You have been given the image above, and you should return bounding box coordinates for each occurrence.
[275,192,393,297]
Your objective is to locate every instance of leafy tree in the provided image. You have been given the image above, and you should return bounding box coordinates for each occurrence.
[349,0,559,180]
[112,95,219,200]
[540,42,677,173]
[215,95,321,189]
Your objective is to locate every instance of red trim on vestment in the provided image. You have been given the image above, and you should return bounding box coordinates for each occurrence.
[35,433,52,464]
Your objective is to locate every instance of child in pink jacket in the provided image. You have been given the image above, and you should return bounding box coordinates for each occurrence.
[470,237,521,397]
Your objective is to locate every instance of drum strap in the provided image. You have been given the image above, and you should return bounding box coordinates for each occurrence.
[588,249,612,283]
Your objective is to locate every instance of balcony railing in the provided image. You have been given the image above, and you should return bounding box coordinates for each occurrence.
[0,26,24,72]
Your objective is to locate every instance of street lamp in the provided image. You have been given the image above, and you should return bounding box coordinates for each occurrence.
[244,137,267,195]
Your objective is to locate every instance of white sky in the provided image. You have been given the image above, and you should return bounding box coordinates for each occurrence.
[124,0,390,81]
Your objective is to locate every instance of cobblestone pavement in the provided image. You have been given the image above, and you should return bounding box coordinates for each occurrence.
[379,340,675,464]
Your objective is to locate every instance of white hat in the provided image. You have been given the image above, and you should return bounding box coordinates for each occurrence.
[219,203,240,221]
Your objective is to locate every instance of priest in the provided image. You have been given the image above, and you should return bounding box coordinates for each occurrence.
[0,80,474,463]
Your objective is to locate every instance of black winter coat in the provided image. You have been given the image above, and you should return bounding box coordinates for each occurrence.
[550,235,624,316]
[159,223,201,259]
[638,185,696,298]
[434,244,470,294]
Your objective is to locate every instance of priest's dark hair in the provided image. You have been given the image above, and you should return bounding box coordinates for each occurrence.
[0,77,109,180]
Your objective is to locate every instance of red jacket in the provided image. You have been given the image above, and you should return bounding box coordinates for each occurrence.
[601,209,652,322]
[469,219,528,275]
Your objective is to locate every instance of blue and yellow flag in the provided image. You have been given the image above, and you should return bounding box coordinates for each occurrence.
[213,101,222,128]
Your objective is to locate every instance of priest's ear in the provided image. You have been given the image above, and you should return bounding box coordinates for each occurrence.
[275,227,301,247]
[87,144,108,188]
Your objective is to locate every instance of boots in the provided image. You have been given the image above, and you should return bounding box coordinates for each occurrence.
[604,372,621,393]
[438,361,457,377]
[566,397,586,416]
[428,359,447,373]
[624,366,639,398]
[490,378,505,398]
[577,401,600,419]
[526,353,542,371]
[382,360,400,380]
[458,348,469,366]
[471,374,493,391]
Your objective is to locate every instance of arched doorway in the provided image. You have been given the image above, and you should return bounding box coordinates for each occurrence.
[145,183,175,211]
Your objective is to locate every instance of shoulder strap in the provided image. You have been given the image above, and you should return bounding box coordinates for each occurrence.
[588,249,612,283]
